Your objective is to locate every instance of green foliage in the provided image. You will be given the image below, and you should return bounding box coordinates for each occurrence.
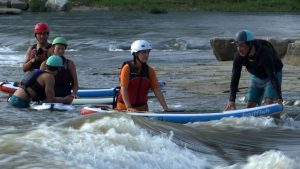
[61,2,73,12]
[69,0,300,12]
[149,8,168,14]
[29,0,47,12]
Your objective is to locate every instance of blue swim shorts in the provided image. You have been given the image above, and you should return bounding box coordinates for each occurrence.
[8,95,30,108]
[246,71,282,104]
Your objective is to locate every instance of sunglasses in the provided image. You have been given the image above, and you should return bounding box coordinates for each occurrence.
[139,49,151,54]
[36,32,49,36]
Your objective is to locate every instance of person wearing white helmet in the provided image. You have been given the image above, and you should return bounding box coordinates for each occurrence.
[115,40,170,112]
[224,30,283,111]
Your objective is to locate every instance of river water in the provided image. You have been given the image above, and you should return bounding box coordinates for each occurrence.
[0,11,300,169]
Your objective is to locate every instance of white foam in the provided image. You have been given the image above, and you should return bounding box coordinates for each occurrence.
[0,46,14,53]
[46,0,68,10]
[66,49,78,52]
[108,44,125,51]
[0,46,23,66]
[0,54,23,66]
[283,99,300,106]
[217,150,299,169]
[188,116,277,129]
[5,116,211,169]
[280,117,300,129]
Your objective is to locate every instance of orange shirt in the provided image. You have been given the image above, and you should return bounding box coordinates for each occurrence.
[116,64,160,111]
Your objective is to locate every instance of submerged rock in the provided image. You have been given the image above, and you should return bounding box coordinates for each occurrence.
[210,37,297,62]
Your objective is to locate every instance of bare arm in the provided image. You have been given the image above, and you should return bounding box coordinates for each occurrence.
[225,55,242,111]
[23,47,34,72]
[120,86,133,109]
[68,60,79,97]
[153,88,170,111]
[43,74,73,104]
[39,61,47,70]
[44,74,57,103]
[224,101,236,111]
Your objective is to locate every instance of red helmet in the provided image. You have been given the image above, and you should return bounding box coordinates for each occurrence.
[34,22,49,33]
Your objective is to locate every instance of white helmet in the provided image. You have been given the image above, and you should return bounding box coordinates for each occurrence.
[131,40,152,54]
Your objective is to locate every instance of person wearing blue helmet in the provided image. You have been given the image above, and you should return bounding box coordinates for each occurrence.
[8,55,74,108]
[224,30,283,111]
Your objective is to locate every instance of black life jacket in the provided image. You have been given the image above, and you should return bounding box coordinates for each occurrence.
[21,69,44,87]
[21,69,46,101]
[29,43,52,70]
[54,57,73,97]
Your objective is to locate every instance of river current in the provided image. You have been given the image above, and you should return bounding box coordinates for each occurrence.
[0,11,300,169]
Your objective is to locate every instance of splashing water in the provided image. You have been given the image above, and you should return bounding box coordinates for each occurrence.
[46,0,68,10]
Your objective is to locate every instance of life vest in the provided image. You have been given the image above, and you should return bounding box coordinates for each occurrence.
[29,43,52,70]
[21,69,46,101]
[54,57,73,97]
[117,61,151,107]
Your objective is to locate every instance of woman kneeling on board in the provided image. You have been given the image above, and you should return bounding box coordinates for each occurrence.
[115,40,170,112]
[8,55,74,108]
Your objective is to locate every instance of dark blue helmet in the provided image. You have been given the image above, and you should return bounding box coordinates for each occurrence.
[235,30,254,44]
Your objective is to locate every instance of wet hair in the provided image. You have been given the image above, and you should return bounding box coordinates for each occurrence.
[46,65,59,71]
[133,53,138,64]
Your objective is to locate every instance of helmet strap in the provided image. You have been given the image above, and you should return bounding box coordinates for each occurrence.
[245,42,253,58]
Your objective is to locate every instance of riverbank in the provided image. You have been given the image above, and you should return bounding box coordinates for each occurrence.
[69,0,300,12]
[156,60,300,96]
[3,0,299,14]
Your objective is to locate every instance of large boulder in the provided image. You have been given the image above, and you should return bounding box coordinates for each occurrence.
[0,0,28,10]
[210,38,236,61]
[0,7,21,14]
[210,37,295,61]
[283,40,300,66]
[9,0,28,10]
[266,38,295,59]
[0,0,9,7]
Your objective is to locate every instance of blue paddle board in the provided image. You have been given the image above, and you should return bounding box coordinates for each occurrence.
[81,104,281,123]
[1,81,166,97]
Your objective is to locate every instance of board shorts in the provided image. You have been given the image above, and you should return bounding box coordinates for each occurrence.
[246,71,282,104]
[8,95,30,108]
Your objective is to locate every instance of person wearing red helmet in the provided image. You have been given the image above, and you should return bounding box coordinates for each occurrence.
[23,22,53,72]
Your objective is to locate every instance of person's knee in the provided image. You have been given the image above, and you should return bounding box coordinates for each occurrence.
[246,101,256,108]
[264,98,274,104]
